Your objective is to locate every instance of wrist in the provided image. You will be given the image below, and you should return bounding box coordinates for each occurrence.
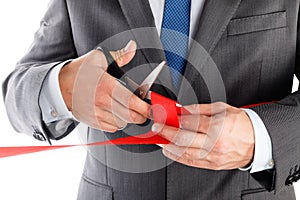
[58,57,83,111]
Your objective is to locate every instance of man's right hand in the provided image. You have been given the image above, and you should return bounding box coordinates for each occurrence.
[59,40,151,132]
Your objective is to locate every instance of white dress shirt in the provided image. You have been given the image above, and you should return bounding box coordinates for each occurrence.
[39,0,274,172]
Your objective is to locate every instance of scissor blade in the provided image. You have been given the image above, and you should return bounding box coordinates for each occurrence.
[135,61,166,99]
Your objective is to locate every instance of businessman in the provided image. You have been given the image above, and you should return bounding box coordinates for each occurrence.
[3,0,300,199]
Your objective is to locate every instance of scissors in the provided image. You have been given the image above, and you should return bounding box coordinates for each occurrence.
[98,46,166,102]
[98,46,191,136]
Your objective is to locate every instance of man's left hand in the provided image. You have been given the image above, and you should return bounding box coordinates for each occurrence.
[152,102,255,170]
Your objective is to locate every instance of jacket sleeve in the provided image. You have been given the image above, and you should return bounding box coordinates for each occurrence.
[2,0,77,143]
[249,12,300,192]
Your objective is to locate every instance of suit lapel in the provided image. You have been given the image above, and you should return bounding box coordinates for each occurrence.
[179,0,242,100]
[194,0,242,54]
[118,0,242,100]
[118,0,175,98]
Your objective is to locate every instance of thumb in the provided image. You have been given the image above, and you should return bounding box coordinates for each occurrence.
[110,40,137,67]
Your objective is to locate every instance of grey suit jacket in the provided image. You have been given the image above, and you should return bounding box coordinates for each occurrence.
[3,0,300,199]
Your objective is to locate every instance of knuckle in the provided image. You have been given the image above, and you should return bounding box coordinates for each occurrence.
[174,135,185,146]
[97,121,105,129]
[108,127,118,133]
[216,101,226,106]
[183,150,193,160]
[98,123,118,133]
[197,118,205,131]
[115,120,127,129]
[97,116,104,123]
[217,101,224,105]
[180,117,189,127]
[210,159,222,170]
[186,158,195,166]
[117,121,127,129]
[96,95,110,108]
[129,111,139,122]
[191,104,199,111]
[129,96,138,108]
[174,130,195,147]
[96,112,105,121]
[214,164,223,171]
[218,157,227,167]
[143,105,151,117]
[209,154,226,170]
[173,137,182,146]
[138,106,148,117]
[95,98,104,106]
[208,161,216,169]
[215,102,226,110]
[214,140,228,153]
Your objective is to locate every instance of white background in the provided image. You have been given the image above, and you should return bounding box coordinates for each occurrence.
[0,1,86,199]
[0,1,299,199]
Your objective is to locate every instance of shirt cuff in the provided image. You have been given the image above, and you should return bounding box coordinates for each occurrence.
[39,60,75,123]
[240,109,274,173]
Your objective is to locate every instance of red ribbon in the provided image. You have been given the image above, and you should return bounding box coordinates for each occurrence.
[0,92,178,158]
[0,132,169,158]
[0,92,274,158]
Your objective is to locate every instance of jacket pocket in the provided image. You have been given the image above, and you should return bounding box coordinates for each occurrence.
[228,11,287,36]
[241,186,296,200]
[241,188,267,200]
[77,175,113,200]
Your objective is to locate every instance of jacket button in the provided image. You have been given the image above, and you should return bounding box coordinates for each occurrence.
[51,110,58,118]
[33,132,46,141]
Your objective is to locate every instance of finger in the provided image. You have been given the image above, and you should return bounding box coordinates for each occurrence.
[162,149,212,169]
[179,115,211,133]
[95,72,150,118]
[95,71,150,122]
[110,99,148,124]
[111,81,151,118]
[95,90,148,124]
[162,143,210,160]
[110,40,137,67]
[95,107,127,129]
[152,123,209,149]
[183,102,229,115]
[96,120,120,133]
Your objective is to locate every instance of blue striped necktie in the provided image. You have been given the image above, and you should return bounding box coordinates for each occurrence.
[161,0,191,90]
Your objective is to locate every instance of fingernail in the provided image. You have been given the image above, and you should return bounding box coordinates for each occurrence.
[152,123,163,133]
[125,40,133,52]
